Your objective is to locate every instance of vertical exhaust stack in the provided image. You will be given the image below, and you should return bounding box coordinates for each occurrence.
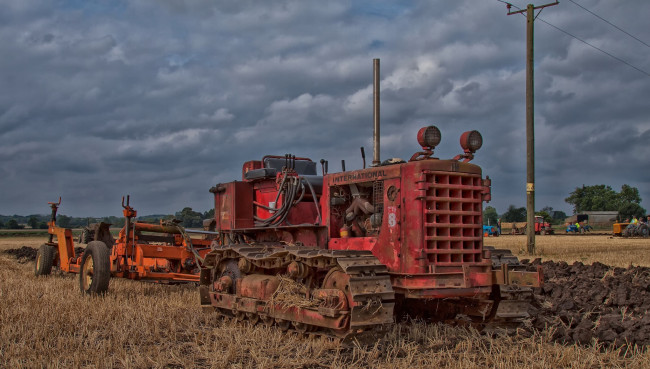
[372,58,381,166]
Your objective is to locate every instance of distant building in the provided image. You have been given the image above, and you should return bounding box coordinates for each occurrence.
[565,211,619,226]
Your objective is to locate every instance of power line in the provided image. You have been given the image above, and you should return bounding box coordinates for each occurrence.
[535,18,650,78]
[567,0,650,49]
[498,1,650,78]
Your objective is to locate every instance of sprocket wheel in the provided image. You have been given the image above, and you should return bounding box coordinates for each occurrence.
[219,259,241,293]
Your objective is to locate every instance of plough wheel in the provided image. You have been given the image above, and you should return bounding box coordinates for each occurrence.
[35,244,55,276]
[79,241,111,294]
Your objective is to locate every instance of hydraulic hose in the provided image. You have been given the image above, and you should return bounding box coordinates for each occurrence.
[253,175,321,227]
[254,175,303,227]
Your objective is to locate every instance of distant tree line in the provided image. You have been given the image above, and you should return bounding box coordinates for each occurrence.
[0,207,215,229]
[0,215,50,230]
[483,184,645,225]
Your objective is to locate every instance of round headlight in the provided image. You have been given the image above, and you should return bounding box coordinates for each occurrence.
[460,130,482,152]
[417,126,441,148]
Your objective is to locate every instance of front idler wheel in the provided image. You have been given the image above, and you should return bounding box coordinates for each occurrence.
[79,241,111,294]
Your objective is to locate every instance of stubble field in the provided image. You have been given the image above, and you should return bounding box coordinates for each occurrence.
[2,235,650,368]
[486,234,650,267]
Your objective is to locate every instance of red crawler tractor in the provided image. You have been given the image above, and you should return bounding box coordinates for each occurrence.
[35,196,214,293]
[199,126,543,338]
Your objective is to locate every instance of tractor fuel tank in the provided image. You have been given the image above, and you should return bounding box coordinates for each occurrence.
[210,181,255,231]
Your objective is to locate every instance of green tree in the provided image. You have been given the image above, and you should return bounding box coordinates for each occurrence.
[175,207,203,228]
[28,216,39,229]
[539,206,566,225]
[0,220,4,229]
[501,205,526,222]
[565,185,619,213]
[619,202,645,221]
[483,206,498,225]
[203,208,215,219]
[535,211,552,224]
[102,216,125,228]
[565,184,645,217]
[618,184,641,208]
[57,215,72,228]
[551,210,567,224]
[38,221,49,229]
[6,219,23,229]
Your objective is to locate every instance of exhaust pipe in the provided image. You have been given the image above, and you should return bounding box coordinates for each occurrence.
[372,58,380,166]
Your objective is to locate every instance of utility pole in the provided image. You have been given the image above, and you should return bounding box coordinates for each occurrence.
[506,1,559,255]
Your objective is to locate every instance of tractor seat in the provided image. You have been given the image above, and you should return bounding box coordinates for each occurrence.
[263,158,317,175]
[244,157,318,181]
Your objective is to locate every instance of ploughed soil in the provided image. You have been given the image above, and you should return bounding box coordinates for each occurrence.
[521,258,650,349]
[3,246,650,349]
[3,246,39,260]
[2,245,85,262]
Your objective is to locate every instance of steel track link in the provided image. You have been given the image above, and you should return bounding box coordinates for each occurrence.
[482,247,537,331]
[200,243,395,339]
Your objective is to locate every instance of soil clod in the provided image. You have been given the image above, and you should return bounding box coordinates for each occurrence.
[523,259,650,349]
[3,246,38,260]
[3,246,86,261]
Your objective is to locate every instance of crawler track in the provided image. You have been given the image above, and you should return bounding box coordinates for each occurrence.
[484,247,538,331]
[199,243,395,339]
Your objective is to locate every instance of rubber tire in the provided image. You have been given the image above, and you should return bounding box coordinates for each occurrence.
[638,224,649,238]
[35,244,55,276]
[79,241,111,294]
[79,227,93,244]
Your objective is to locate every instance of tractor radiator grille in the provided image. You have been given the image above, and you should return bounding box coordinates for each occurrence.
[373,180,384,215]
[421,171,483,266]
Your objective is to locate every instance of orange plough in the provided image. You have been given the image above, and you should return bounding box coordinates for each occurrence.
[35,196,215,294]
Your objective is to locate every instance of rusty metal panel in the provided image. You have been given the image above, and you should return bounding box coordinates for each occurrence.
[215,181,254,230]
[491,267,543,287]
[53,227,76,273]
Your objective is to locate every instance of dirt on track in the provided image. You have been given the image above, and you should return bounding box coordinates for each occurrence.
[520,259,650,349]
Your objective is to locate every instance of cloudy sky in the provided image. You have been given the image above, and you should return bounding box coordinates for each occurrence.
[1,0,649,217]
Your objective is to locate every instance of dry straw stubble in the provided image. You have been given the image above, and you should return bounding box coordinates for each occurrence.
[2,236,650,368]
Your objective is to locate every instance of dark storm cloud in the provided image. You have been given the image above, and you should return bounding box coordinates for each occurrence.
[1,0,649,217]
